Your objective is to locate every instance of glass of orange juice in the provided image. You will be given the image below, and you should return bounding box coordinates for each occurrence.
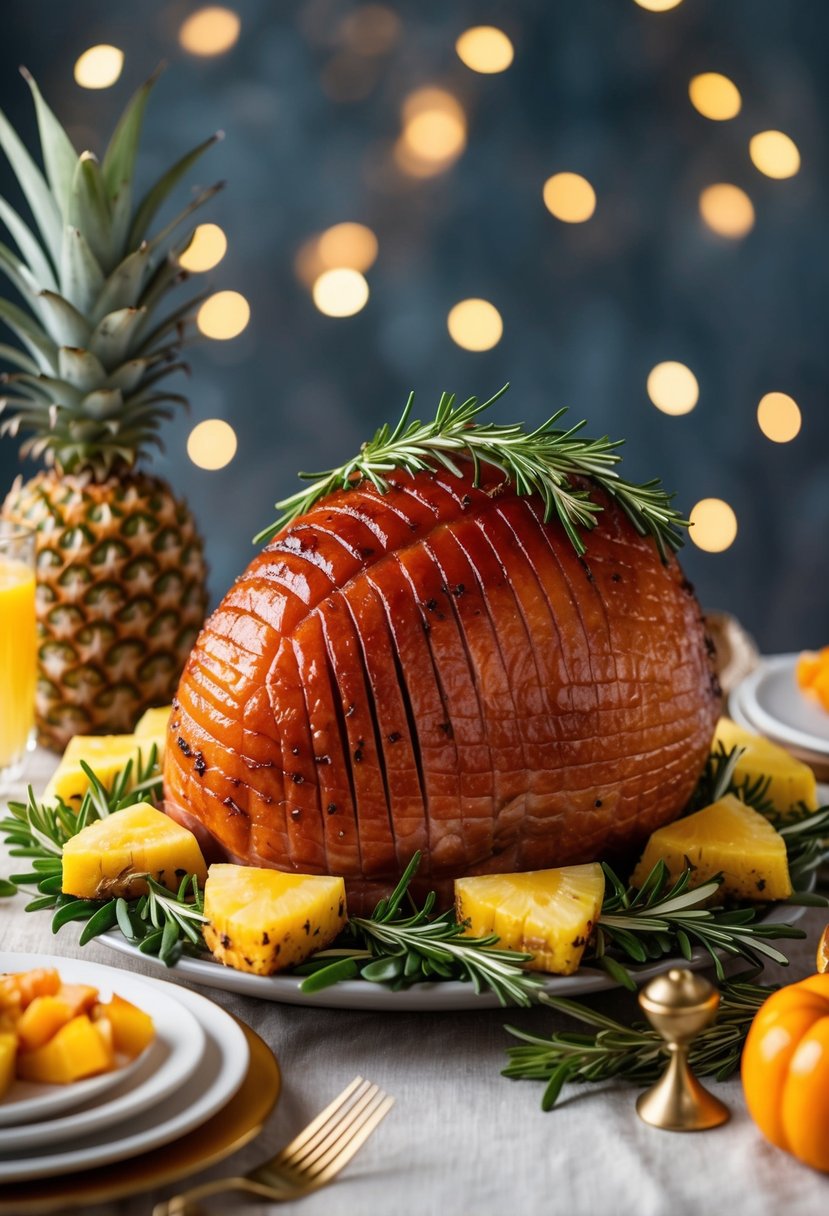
[0,522,36,789]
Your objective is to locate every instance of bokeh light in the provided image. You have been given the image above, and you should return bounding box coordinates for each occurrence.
[318,223,378,272]
[688,73,741,121]
[179,223,228,272]
[396,88,467,177]
[197,291,250,339]
[179,6,241,57]
[749,131,801,179]
[447,299,503,351]
[542,173,596,223]
[699,184,755,239]
[757,392,802,443]
[633,0,683,10]
[339,6,401,55]
[295,224,379,289]
[689,498,738,553]
[313,268,370,317]
[455,27,515,75]
[187,419,238,470]
[646,362,699,415]
[73,45,124,89]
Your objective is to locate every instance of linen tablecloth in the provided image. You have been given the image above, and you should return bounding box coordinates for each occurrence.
[1,749,827,1216]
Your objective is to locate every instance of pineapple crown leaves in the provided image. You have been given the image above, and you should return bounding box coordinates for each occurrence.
[0,66,224,479]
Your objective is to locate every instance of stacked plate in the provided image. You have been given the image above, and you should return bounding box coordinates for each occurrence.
[0,952,279,1208]
[729,653,829,784]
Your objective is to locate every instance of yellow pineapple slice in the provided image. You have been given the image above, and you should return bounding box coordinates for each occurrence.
[203,864,347,976]
[714,717,818,813]
[62,803,207,899]
[0,1032,16,1099]
[631,793,791,901]
[43,733,164,809]
[134,706,171,743]
[454,864,606,975]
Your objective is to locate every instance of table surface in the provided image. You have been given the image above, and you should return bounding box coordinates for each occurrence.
[2,749,828,1216]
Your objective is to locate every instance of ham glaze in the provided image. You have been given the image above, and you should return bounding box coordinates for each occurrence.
[164,462,720,913]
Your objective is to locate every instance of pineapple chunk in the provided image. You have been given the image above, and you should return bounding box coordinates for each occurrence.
[631,793,791,901]
[0,1033,16,1099]
[454,864,606,975]
[134,705,171,742]
[43,733,164,809]
[16,1014,113,1084]
[714,718,818,813]
[203,864,347,976]
[62,802,207,899]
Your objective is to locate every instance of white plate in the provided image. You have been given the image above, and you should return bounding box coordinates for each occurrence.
[98,894,809,1012]
[0,953,249,1183]
[0,1044,143,1129]
[0,956,205,1150]
[734,654,829,757]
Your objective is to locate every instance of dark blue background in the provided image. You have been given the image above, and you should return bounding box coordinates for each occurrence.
[1,0,826,650]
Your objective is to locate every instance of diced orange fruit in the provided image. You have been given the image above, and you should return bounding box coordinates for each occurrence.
[0,968,60,1012]
[797,648,829,713]
[55,983,99,1017]
[16,996,73,1052]
[16,1014,114,1084]
[92,994,154,1059]
[0,1033,16,1099]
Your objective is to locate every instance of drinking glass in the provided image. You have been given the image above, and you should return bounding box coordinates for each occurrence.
[0,522,36,788]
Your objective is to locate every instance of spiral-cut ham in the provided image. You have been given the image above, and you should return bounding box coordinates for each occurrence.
[164,463,720,912]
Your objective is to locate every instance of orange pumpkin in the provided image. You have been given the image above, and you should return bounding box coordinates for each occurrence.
[742,972,829,1172]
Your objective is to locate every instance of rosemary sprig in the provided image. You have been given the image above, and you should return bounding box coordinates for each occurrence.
[0,750,207,967]
[588,861,806,991]
[294,853,543,1007]
[254,387,690,560]
[2,745,823,994]
[0,878,16,897]
[502,972,774,1110]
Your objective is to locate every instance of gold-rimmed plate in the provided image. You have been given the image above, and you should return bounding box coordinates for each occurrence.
[0,1018,280,1215]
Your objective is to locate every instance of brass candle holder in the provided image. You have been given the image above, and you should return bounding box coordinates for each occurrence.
[635,968,730,1132]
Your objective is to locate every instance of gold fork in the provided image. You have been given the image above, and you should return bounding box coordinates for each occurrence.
[154,1077,394,1215]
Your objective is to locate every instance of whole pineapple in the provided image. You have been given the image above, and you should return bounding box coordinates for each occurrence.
[0,70,215,750]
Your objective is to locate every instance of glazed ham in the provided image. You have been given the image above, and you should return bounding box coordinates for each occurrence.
[164,463,720,912]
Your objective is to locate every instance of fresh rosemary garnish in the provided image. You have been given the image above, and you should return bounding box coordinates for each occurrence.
[255,386,690,559]
[1,743,825,994]
[589,860,805,991]
[0,750,206,966]
[293,853,543,1007]
[685,742,776,816]
[502,972,774,1110]
[0,877,16,897]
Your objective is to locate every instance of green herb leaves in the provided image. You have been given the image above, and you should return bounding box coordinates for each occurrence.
[503,973,775,1110]
[591,860,805,990]
[255,387,689,559]
[295,853,543,1007]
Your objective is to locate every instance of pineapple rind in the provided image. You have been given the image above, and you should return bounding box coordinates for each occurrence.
[454,864,605,976]
[714,718,818,813]
[61,802,208,899]
[3,471,207,749]
[0,74,213,749]
[203,864,348,976]
[631,793,791,901]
